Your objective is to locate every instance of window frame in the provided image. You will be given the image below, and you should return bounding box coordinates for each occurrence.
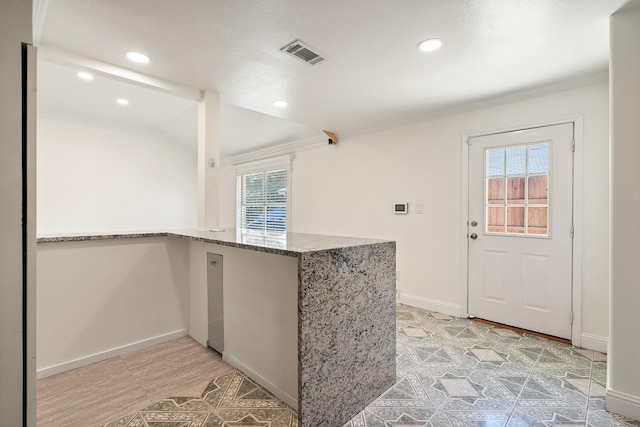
[483,141,552,238]
[235,155,292,236]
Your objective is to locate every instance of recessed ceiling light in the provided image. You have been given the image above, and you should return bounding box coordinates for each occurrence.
[273,100,288,108]
[417,38,442,52]
[126,51,150,64]
[77,71,93,81]
[116,98,129,106]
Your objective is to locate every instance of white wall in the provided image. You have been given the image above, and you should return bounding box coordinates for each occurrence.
[37,117,198,234]
[36,237,190,377]
[608,0,640,419]
[35,234,299,406]
[188,241,298,407]
[221,82,610,350]
[0,0,34,424]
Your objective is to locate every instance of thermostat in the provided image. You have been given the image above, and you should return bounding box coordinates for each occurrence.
[394,203,409,214]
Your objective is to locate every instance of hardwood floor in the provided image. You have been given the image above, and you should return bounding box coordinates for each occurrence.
[36,336,235,427]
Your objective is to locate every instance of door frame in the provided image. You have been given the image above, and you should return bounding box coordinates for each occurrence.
[461,116,584,347]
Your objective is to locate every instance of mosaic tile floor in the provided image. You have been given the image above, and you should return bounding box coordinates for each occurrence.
[343,304,639,427]
[96,304,639,427]
[103,370,298,426]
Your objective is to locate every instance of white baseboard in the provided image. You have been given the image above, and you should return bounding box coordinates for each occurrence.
[223,352,298,410]
[607,388,640,421]
[188,327,208,347]
[398,292,463,317]
[37,329,189,379]
[580,332,608,354]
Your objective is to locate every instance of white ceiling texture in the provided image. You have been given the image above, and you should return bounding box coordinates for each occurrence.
[35,0,626,158]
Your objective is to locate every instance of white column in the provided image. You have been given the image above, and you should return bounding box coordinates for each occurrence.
[197,91,221,230]
[0,0,34,425]
[608,0,640,420]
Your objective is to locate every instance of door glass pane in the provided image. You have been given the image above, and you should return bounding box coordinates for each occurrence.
[487,177,505,204]
[487,206,505,233]
[506,146,526,176]
[487,148,505,177]
[528,175,548,204]
[507,177,525,204]
[506,207,525,234]
[484,141,550,238]
[528,144,549,174]
[528,207,548,235]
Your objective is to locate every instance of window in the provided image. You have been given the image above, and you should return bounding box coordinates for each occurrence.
[485,142,550,236]
[235,156,290,236]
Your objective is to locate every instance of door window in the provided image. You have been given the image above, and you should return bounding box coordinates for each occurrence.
[485,142,550,236]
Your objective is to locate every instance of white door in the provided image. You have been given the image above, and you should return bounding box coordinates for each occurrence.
[468,123,574,339]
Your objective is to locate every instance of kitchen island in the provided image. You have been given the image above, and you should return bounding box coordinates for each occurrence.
[37,229,396,426]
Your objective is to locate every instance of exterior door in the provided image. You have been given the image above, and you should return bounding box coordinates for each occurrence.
[468,123,574,339]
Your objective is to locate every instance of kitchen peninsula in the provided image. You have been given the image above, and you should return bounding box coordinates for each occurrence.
[37,229,396,426]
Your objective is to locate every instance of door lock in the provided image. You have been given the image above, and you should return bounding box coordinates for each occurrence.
[470,233,478,240]
[470,220,478,227]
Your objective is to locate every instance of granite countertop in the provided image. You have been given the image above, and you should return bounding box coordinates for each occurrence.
[37,228,394,257]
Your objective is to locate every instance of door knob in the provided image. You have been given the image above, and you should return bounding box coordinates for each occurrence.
[470,233,478,240]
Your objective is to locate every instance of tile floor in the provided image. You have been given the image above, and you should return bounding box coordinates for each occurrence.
[36,305,640,426]
[349,304,639,427]
[103,370,299,426]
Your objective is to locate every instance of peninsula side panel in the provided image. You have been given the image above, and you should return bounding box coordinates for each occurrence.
[298,241,396,426]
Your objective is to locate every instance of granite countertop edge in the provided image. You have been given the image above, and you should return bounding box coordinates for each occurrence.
[36,230,395,257]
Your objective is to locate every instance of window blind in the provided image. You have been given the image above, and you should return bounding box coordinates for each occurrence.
[236,168,288,235]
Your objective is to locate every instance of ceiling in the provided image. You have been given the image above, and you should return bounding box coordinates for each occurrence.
[38,59,198,146]
[37,59,323,157]
[35,0,627,156]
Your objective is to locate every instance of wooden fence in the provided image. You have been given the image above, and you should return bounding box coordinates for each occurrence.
[486,176,548,235]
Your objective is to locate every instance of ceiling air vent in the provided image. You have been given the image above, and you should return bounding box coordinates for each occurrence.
[281,39,325,65]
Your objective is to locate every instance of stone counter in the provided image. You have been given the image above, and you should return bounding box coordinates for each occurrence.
[38,229,396,426]
[37,228,390,256]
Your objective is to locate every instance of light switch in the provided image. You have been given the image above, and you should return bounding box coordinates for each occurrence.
[416,204,424,214]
